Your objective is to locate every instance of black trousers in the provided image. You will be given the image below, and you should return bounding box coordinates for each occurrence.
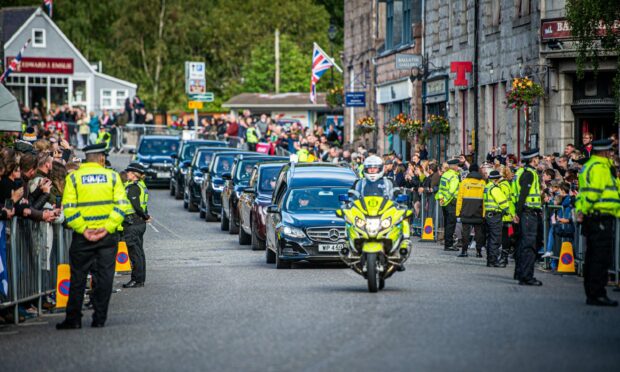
[485,214,502,264]
[501,223,515,262]
[583,216,615,299]
[124,222,147,283]
[442,201,457,249]
[461,223,485,253]
[65,232,119,325]
[515,209,542,282]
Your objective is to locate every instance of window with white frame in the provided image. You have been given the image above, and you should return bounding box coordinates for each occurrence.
[32,29,46,48]
[100,89,128,110]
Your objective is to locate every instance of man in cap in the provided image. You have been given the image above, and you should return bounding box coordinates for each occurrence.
[56,143,130,329]
[484,171,511,267]
[122,162,151,288]
[576,139,620,306]
[512,148,543,286]
[436,158,461,251]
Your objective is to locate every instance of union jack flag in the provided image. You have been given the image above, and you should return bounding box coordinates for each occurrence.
[310,43,335,104]
[0,39,31,84]
[44,0,53,17]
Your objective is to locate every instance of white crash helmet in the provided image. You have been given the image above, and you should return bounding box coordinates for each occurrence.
[363,155,384,182]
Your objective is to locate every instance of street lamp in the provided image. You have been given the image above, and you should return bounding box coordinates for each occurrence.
[328,24,337,87]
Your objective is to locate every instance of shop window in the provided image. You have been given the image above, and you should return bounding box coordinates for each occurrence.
[72,80,87,105]
[32,29,46,48]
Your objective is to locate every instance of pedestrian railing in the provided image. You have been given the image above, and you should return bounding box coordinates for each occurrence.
[0,218,72,324]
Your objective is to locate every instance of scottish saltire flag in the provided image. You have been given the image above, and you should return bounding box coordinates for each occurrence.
[0,38,31,84]
[0,222,8,297]
[310,43,335,104]
[44,0,53,17]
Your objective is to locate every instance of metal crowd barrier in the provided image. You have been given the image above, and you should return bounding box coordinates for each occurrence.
[0,218,72,325]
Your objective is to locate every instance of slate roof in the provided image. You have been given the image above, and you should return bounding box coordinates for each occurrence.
[0,6,37,44]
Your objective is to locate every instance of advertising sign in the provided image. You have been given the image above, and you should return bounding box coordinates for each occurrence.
[5,57,74,74]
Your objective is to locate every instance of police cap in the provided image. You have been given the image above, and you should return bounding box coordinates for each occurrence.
[488,170,501,179]
[521,148,540,160]
[83,143,107,154]
[447,158,460,165]
[592,139,613,151]
[126,162,146,174]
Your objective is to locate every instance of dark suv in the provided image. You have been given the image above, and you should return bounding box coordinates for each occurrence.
[200,150,251,221]
[265,163,358,269]
[133,135,180,187]
[170,139,227,199]
[221,155,287,234]
[184,147,230,213]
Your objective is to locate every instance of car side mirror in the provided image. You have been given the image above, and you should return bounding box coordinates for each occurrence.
[338,194,350,203]
[222,173,232,180]
[182,160,191,167]
[243,187,255,194]
[128,149,136,154]
[200,166,210,173]
[267,205,280,214]
[171,153,178,159]
[396,194,409,204]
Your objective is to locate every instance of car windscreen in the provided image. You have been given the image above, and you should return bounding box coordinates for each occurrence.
[234,159,264,184]
[138,139,179,156]
[213,155,235,176]
[285,187,349,212]
[258,167,282,193]
[181,143,203,161]
[194,151,215,168]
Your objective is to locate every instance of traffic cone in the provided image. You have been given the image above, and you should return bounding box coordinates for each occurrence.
[55,264,71,309]
[115,241,132,273]
[557,241,576,274]
[420,217,435,241]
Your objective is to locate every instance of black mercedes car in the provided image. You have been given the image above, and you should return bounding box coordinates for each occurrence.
[220,155,287,234]
[183,147,230,213]
[170,139,227,199]
[133,135,180,187]
[200,150,251,222]
[265,163,357,269]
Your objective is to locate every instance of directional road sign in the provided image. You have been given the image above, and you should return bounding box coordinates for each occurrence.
[189,92,215,102]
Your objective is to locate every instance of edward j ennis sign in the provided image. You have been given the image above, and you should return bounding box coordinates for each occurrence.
[5,57,74,74]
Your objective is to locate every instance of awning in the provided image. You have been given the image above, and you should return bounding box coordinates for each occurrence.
[0,84,22,132]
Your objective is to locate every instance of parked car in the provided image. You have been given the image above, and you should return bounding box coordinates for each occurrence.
[133,135,180,187]
[238,161,288,249]
[184,147,230,213]
[200,150,251,221]
[265,163,357,269]
[170,139,227,199]
[221,155,287,234]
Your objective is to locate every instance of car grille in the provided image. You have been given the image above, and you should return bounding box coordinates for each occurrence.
[306,227,346,243]
[151,163,172,171]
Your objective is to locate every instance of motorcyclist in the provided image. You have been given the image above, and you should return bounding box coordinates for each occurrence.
[353,155,394,198]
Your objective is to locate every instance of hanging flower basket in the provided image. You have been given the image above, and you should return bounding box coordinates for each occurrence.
[326,86,344,108]
[356,116,376,134]
[506,77,544,109]
[384,113,422,138]
[427,114,450,135]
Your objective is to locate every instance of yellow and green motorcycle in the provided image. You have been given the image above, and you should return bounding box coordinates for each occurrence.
[336,191,412,292]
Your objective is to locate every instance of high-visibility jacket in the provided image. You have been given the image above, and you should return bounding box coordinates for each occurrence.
[498,179,515,222]
[484,182,510,215]
[576,155,620,217]
[513,166,541,210]
[246,127,259,144]
[124,180,149,214]
[62,162,130,234]
[455,172,485,223]
[97,131,111,151]
[435,169,460,206]
[296,148,310,162]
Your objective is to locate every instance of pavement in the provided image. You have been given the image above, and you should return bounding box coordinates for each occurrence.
[1,154,619,372]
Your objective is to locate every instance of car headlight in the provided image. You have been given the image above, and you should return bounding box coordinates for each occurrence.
[381,217,392,229]
[193,175,204,183]
[355,216,366,228]
[365,217,380,236]
[282,225,306,238]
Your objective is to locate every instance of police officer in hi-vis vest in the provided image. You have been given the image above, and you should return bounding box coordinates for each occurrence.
[513,148,543,286]
[122,162,151,289]
[484,170,511,267]
[57,143,130,329]
[436,158,461,251]
[576,139,620,307]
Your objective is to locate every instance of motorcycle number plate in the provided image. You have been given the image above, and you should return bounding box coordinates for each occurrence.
[318,243,343,252]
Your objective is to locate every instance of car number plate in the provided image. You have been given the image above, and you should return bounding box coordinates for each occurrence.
[157,172,168,178]
[318,243,344,252]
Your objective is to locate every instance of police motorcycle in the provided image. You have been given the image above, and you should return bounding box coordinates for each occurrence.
[336,190,412,292]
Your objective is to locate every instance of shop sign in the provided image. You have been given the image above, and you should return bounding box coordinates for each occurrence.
[5,57,73,74]
[541,18,620,41]
[395,54,422,70]
[450,61,472,87]
[425,78,447,104]
[345,92,366,107]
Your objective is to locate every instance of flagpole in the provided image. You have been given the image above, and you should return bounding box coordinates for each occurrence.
[313,42,342,73]
[0,38,31,84]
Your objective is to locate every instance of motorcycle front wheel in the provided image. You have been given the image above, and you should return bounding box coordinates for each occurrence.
[366,253,380,293]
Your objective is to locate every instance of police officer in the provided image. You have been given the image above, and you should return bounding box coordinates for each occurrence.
[122,162,150,289]
[296,142,312,163]
[484,171,511,267]
[513,149,543,286]
[57,143,129,329]
[576,139,620,307]
[498,167,515,266]
[436,159,460,251]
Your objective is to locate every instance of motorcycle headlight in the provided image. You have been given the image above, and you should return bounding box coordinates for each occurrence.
[282,225,306,238]
[355,216,366,228]
[381,217,392,229]
[365,217,380,236]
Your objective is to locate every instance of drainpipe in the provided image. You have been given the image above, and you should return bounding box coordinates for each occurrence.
[473,0,480,163]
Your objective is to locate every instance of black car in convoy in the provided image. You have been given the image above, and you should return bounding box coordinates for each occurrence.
[184,147,230,213]
[170,139,227,199]
[133,135,180,187]
[200,150,251,222]
[220,155,287,234]
[265,163,358,269]
[238,161,288,249]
